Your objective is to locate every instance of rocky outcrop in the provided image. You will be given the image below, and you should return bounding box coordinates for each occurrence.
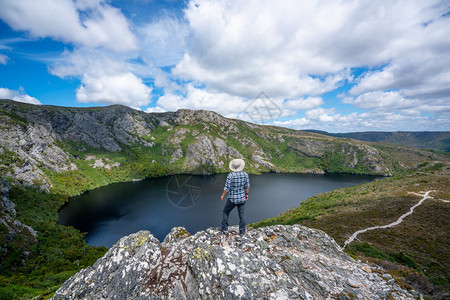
[85,155,121,169]
[0,100,158,190]
[174,109,240,135]
[52,225,418,299]
[0,101,158,152]
[184,134,243,170]
[0,115,63,191]
[287,139,331,158]
[323,142,392,176]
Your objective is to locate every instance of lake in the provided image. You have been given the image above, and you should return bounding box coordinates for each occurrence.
[59,173,378,247]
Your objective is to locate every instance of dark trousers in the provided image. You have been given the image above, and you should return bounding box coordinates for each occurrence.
[221,199,246,234]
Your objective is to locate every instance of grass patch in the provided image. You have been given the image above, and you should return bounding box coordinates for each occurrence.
[49,141,174,196]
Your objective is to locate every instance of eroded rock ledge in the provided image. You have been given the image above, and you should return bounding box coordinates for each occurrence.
[52,225,418,299]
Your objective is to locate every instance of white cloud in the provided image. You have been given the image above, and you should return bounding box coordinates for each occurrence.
[163,0,450,131]
[274,118,310,127]
[344,91,418,110]
[0,0,137,52]
[284,97,324,111]
[2,0,450,132]
[348,4,450,100]
[173,0,360,99]
[173,0,450,101]
[0,54,8,65]
[272,109,449,133]
[344,91,450,117]
[0,87,41,105]
[152,85,325,123]
[50,48,124,78]
[145,106,166,113]
[155,84,248,115]
[137,16,188,68]
[76,72,152,106]
[305,107,336,122]
[50,49,152,107]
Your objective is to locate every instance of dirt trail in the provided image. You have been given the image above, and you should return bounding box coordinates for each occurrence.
[342,190,448,249]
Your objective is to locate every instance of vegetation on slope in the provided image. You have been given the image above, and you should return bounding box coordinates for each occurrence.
[50,141,175,196]
[252,161,450,299]
[0,187,107,299]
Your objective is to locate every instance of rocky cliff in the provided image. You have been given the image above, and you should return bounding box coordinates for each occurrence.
[52,225,418,299]
[1,99,445,195]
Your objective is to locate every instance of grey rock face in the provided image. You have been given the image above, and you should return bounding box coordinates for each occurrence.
[332,143,390,176]
[53,225,417,300]
[0,101,159,190]
[288,139,331,158]
[0,119,63,191]
[0,177,16,216]
[184,134,243,170]
[87,157,121,169]
[170,148,183,163]
[174,109,239,134]
[57,106,155,152]
[0,100,157,154]
[65,112,123,152]
[251,154,275,170]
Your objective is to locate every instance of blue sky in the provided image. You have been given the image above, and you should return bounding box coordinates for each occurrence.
[0,0,449,132]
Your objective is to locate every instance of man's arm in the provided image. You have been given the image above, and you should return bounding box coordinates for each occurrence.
[222,174,231,200]
[245,174,250,200]
[221,190,228,201]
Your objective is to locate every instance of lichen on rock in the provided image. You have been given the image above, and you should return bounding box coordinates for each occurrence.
[52,225,419,299]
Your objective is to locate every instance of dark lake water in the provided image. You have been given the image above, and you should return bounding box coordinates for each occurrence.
[59,173,378,247]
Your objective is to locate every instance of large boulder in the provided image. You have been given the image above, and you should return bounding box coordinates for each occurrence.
[52,225,418,299]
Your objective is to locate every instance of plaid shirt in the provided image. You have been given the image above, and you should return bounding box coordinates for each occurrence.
[224,171,250,204]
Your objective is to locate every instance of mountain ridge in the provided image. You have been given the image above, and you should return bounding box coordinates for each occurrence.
[303,130,450,153]
[1,98,446,196]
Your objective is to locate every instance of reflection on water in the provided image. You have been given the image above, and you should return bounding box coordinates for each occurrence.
[59,173,378,247]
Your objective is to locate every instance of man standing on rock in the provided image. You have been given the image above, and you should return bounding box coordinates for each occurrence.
[220,159,250,236]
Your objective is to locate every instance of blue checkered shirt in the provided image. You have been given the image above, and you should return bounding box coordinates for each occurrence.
[224,171,250,204]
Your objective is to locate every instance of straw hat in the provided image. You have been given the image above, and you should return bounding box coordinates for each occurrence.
[229,159,245,172]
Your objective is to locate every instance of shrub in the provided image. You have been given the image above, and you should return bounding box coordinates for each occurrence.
[348,242,391,261]
[0,287,14,300]
[390,252,418,269]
